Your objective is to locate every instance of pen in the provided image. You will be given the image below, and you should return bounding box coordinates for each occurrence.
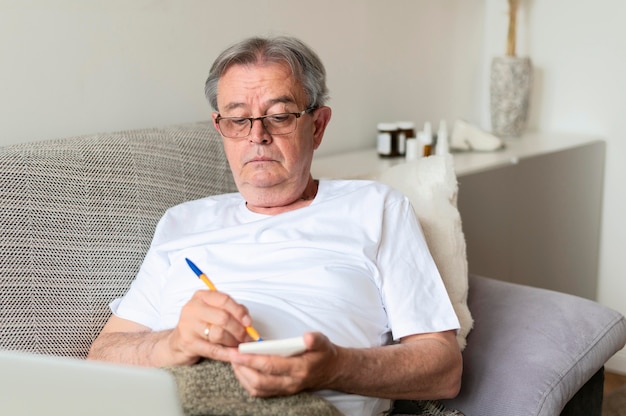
[185,257,263,342]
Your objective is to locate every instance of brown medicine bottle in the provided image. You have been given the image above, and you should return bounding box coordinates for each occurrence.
[377,122,401,157]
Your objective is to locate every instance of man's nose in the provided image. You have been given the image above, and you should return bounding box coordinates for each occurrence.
[248,119,272,144]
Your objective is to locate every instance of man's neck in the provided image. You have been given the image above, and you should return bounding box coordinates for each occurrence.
[245,178,319,215]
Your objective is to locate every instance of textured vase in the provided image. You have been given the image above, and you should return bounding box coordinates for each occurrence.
[490,56,532,137]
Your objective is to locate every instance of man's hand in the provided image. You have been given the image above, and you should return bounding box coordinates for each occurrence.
[169,289,255,364]
[88,290,258,367]
[229,332,338,397]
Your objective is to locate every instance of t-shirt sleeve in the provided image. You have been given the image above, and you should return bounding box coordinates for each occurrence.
[377,195,460,340]
[109,215,171,329]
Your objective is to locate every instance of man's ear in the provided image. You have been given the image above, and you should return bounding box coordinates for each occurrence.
[312,106,332,149]
[211,112,220,132]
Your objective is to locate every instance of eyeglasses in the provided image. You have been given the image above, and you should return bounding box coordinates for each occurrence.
[215,108,316,139]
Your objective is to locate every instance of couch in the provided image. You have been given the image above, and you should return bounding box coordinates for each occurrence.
[1,121,625,415]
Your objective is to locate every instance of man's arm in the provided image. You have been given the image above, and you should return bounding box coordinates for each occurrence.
[327,330,462,399]
[230,329,462,400]
[88,290,255,366]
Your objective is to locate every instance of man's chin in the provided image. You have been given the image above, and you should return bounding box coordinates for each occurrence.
[239,177,280,189]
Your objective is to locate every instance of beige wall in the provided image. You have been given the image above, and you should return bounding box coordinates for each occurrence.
[0,0,484,156]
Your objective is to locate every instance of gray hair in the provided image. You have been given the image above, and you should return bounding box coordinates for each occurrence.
[205,36,329,111]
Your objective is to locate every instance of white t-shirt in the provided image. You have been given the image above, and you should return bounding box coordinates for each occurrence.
[111,180,459,416]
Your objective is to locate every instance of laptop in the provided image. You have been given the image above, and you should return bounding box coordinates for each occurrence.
[0,349,184,416]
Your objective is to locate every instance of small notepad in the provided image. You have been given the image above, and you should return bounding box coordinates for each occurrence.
[238,336,306,357]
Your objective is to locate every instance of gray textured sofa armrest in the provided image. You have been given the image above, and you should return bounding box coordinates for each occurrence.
[444,275,626,416]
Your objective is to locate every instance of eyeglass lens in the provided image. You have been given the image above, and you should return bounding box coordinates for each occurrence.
[219,113,300,138]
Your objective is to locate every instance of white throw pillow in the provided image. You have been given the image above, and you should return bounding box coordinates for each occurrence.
[374,154,473,350]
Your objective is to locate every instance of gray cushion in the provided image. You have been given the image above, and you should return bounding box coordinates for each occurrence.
[444,275,626,416]
[0,122,236,357]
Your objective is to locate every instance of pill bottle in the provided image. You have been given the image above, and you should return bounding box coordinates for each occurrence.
[421,121,434,157]
[396,121,415,157]
[376,122,400,157]
[405,137,419,161]
[435,120,449,155]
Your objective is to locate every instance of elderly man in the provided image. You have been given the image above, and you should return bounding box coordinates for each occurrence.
[88,36,462,416]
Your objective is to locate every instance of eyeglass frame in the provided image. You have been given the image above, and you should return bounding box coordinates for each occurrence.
[214,107,318,139]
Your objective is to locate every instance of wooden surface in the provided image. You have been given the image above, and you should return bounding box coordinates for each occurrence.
[605,372,626,397]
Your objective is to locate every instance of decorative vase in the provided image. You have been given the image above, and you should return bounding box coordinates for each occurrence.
[490,56,532,137]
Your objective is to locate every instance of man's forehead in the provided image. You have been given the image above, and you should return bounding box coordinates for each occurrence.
[220,96,297,112]
[217,63,306,111]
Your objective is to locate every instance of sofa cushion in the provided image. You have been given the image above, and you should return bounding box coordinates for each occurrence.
[0,122,236,357]
[444,275,626,416]
[374,154,472,350]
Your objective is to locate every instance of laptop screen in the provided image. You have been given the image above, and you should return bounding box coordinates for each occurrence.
[0,350,184,416]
